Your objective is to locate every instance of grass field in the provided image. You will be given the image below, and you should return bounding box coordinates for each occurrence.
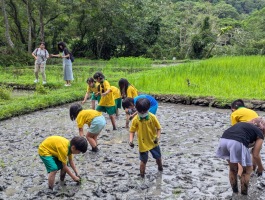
[0,56,264,120]
[126,56,265,100]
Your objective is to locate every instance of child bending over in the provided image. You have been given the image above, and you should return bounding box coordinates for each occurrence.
[122,94,158,127]
[38,136,87,189]
[70,103,106,152]
[94,72,117,130]
[82,77,101,110]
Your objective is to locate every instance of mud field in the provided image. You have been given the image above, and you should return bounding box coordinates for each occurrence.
[1,102,265,200]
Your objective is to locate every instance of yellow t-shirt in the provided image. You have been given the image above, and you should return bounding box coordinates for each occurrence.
[98,80,115,106]
[127,85,138,98]
[130,113,161,152]
[87,82,99,94]
[38,136,73,164]
[111,86,121,100]
[76,110,102,128]
[231,107,258,125]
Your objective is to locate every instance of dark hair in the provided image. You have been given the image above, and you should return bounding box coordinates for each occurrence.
[69,103,83,121]
[93,72,105,82]
[135,98,150,113]
[119,78,129,97]
[122,97,134,110]
[86,77,95,84]
[57,41,70,56]
[70,136,88,153]
[231,99,245,110]
[39,42,45,46]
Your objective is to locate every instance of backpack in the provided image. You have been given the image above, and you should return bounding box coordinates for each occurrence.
[69,52,74,63]
[35,48,47,58]
[35,48,48,62]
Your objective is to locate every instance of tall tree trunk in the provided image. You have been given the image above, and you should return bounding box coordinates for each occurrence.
[39,5,44,41]
[9,0,26,44]
[26,0,32,52]
[1,0,14,48]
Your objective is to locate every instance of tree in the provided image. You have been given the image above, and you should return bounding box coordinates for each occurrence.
[1,0,14,48]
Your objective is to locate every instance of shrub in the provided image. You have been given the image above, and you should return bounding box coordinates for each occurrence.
[35,84,48,94]
[0,47,33,67]
[0,86,12,100]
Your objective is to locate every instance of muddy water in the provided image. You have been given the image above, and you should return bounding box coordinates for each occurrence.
[1,103,265,200]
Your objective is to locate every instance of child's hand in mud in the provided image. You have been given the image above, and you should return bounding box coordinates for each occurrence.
[129,142,134,148]
[154,137,159,144]
[73,175,81,183]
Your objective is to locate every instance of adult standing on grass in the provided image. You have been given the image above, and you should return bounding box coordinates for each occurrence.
[51,42,73,86]
[32,42,49,84]
[216,118,265,196]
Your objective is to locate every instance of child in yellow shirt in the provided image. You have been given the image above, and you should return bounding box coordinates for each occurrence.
[82,77,100,110]
[70,103,106,152]
[93,72,117,130]
[118,78,138,98]
[38,135,87,189]
[129,98,163,178]
[110,86,122,117]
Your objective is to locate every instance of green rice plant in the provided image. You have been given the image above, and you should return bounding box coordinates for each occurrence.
[126,56,265,100]
[0,159,5,168]
[35,84,49,94]
[0,85,12,100]
[108,57,152,69]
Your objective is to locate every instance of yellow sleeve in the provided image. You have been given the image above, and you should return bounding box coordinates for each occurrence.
[230,113,238,125]
[104,80,111,90]
[129,118,138,133]
[57,146,68,164]
[153,115,161,129]
[76,114,85,128]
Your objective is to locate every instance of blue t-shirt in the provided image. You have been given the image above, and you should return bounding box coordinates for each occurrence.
[134,95,157,107]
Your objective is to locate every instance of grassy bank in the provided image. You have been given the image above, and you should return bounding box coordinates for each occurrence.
[0,56,264,120]
[126,56,265,101]
[0,57,153,120]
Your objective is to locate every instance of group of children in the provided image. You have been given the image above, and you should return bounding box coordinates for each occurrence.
[38,72,264,196]
[38,72,163,189]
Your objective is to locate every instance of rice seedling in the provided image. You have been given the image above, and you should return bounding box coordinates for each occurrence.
[126,56,265,100]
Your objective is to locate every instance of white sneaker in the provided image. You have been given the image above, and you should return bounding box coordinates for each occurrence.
[34,79,39,83]
[43,81,47,84]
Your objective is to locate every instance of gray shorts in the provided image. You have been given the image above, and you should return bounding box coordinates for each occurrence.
[216,138,252,167]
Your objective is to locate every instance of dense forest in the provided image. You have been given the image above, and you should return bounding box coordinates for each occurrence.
[1,0,265,65]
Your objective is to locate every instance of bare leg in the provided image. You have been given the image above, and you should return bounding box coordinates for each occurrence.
[86,132,97,148]
[116,108,119,117]
[156,158,163,171]
[60,169,66,181]
[228,161,239,193]
[91,100,96,110]
[237,163,243,177]
[48,171,57,189]
[241,166,252,195]
[125,113,130,128]
[109,115,116,130]
[140,161,147,178]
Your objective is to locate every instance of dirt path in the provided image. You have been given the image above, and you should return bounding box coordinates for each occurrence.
[1,102,265,199]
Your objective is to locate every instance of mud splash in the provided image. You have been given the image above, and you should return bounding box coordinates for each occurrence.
[0,103,265,199]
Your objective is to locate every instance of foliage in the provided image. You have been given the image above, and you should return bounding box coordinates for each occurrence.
[1,0,265,61]
[0,47,33,67]
[35,84,49,94]
[0,85,12,100]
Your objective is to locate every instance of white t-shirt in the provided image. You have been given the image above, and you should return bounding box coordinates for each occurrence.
[33,48,49,64]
